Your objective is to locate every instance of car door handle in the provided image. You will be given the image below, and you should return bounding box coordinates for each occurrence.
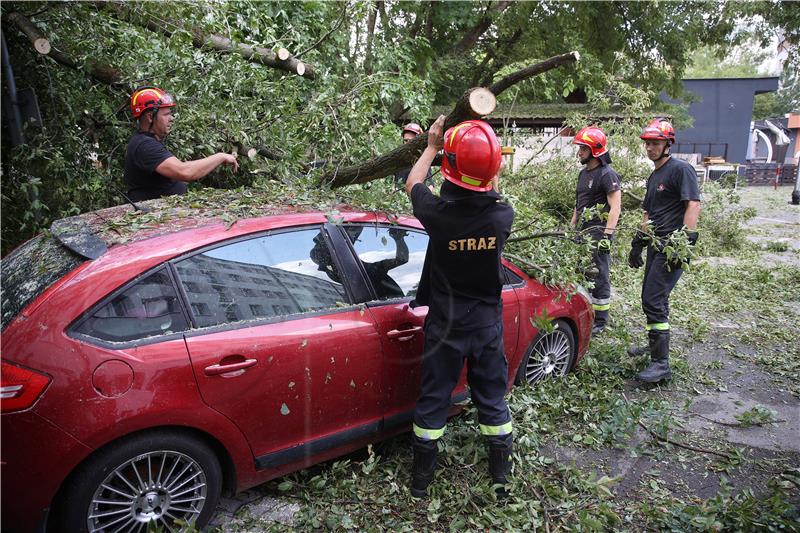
[204,358,258,376]
[386,326,423,341]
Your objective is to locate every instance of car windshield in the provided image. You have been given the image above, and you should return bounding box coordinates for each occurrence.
[1,234,83,330]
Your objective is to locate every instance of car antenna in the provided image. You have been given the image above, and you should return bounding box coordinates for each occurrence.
[112,182,150,213]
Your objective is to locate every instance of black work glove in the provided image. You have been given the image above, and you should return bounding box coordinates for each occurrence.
[628,231,647,269]
[596,233,613,255]
[687,231,699,246]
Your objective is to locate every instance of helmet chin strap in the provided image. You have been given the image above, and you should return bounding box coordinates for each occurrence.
[654,143,670,161]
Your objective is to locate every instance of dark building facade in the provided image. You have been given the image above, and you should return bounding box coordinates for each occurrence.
[662,77,779,164]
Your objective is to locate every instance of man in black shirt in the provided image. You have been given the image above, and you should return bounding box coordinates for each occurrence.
[405,115,514,498]
[124,87,238,202]
[570,126,621,335]
[628,119,701,383]
[393,123,436,192]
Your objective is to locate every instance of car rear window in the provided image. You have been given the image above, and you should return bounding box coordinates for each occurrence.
[1,234,83,330]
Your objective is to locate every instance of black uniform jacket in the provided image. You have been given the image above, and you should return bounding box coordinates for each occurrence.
[410,182,514,330]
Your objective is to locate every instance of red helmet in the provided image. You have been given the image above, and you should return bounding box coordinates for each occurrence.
[441,120,501,192]
[130,87,176,119]
[402,123,423,136]
[573,126,608,158]
[640,118,675,144]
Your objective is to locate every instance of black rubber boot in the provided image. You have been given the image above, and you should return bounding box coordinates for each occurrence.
[487,433,513,498]
[410,437,438,498]
[592,310,609,335]
[636,330,672,383]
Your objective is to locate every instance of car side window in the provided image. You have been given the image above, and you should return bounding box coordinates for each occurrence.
[503,265,524,286]
[344,225,429,300]
[174,228,348,328]
[73,268,189,342]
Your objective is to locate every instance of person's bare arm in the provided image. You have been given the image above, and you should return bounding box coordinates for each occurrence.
[155,153,239,182]
[406,115,445,196]
[605,190,621,235]
[683,200,701,230]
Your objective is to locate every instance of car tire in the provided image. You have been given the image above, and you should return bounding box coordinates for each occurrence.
[514,319,576,385]
[54,430,222,533]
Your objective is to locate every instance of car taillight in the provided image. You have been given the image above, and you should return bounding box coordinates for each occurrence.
[1,361,51,413]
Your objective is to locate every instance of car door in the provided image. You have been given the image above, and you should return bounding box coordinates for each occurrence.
[340,224,520,431]
[175,225,384,468]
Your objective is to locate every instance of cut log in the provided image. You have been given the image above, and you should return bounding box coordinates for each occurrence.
[322,52,579,188]
[93,1,316,80]
[452,87,497,119]
[6,12,51,54]
[234,142,284,161]
[7,11,122,85]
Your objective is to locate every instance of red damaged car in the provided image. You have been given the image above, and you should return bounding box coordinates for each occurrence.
[1,200,592,532]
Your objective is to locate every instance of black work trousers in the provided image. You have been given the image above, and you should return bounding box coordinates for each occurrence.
[413,319,511,443]
[641,246,683,329]
[591,248,611,326]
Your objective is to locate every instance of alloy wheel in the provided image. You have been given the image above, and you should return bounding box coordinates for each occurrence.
[87,450,207,532]
[524,328,572,384]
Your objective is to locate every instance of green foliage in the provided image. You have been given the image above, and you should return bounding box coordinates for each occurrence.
[649,481,799,532]
[754,62,800,119]
[3,0,793,254]
[734,406,779,427]
[684,43,767,79]
[695,183,757,256]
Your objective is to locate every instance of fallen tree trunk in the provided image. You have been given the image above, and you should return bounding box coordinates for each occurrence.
[7,11,122,85]
[93,0,315,80]
[323,51,579,188]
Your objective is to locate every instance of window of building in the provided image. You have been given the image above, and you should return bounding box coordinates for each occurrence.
[175,227,348,328]
[72,268,189,343]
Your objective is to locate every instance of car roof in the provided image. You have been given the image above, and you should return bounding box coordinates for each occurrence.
[49,188,417,259]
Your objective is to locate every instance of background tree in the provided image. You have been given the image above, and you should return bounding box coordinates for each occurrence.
[2,0,797,253]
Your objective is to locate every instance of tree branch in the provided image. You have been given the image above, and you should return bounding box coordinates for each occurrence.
[488,51,579,96]
[93,0,316,80]
[322,52,579,188]
[451,1,513,56]
[7,11,123,85]
[296,1,347,58]
[622,394,733,460]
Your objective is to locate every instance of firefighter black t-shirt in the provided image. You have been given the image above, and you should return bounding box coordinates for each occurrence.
[410,182,514,330]
[575,164,621,234]
[124,131,186,202]
[642,157,701,235]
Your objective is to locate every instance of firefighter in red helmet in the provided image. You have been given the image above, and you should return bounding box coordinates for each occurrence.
[404,115,514,498]
[124,87,238,202]
[571,126,621,335]
[627,118,701,383]
[393,122,436,192]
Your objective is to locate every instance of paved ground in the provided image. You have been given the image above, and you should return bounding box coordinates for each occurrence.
[211,185,800,530]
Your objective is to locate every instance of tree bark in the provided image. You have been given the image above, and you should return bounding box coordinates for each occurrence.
[488,51,579,95]
[93,0,315,80]
[322,52,579,188]
[6,12,50,54]
[364,3,377,75]
[234,142,284,161]
[7,11,122,85]
[451,1,513,57]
